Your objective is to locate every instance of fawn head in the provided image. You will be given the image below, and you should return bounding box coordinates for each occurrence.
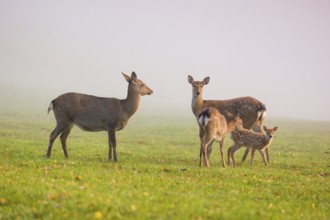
[263,125,278,141]
[226,111,244,131]
[122,72,153,96]
[188,75,210,98]
[233,113,244,130]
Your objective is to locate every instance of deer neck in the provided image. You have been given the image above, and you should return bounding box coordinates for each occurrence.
[191,94,204,117]
[261,137,272,149]
[122,86,140,118]
[226,121,237,133]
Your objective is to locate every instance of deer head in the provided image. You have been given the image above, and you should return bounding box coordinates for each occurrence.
[263,125,278,141]
[188,75,210,98]
[122,72,153,96]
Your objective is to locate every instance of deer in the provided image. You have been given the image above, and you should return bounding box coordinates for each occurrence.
[187,75,267,164]
[227,120,278,167]
[198,107,239,167]
[46,72,153,162]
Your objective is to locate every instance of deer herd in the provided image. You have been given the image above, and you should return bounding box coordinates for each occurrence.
[47,72,278,167]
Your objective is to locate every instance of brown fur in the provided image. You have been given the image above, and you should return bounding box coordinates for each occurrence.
[188,75,267,162]
[198,107,239,167]
[228,123,278,167]
[47,72,153,162]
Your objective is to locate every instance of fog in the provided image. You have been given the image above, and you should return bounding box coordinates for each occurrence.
[1,0,329,121]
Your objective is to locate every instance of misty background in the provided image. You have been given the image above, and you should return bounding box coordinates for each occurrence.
[0,0,329,121]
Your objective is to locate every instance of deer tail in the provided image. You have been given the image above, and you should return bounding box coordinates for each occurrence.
[47,100,55,114]
[198,107,211,127]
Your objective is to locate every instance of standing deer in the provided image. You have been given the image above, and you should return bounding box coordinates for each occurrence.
[228,122,278,167]
[46,72,153,162]
[188,75,267,163]
[198,107,239,167]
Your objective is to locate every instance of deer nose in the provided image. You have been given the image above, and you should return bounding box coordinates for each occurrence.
[196,92,200,96]
[149,90,153,95]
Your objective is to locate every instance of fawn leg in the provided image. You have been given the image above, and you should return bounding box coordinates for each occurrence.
[259,150,268,165]
[199,128,208,166]
[203,145,209,167]
[265,147,270,163]
[241,148,250,163]
[231,144,242,167]
[199,128,213,160]
[250,148,256,165]
[199,143,203,167]
[227,146,233,166]
[207,141,213,159]
[219,138,226,167]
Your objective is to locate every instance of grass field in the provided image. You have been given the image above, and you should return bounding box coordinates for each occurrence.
[0,109,329,219]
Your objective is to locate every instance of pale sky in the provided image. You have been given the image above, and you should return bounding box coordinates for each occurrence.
[0,0,329,121]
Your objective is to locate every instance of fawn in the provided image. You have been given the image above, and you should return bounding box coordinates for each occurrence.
[228,121,278,167]
[198,107,238,167]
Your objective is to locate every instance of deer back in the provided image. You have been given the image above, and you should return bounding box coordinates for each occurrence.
[205,97,265,129]
[199,107,227,141]
[52,93,125,131]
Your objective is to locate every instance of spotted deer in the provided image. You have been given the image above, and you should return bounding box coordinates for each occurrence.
[47,72,153,162]
[198,107,239,167]
[228,122,278,167]
[188,75,267,162]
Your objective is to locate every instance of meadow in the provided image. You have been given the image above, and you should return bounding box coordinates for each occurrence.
[0,109,329,219]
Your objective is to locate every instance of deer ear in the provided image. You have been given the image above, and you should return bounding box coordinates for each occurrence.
[188,75,194,84]
[122,72,131,82]
[263,125,267,131]
[202,77,210,85]
[273,126,278,131]
[131,72,137,82]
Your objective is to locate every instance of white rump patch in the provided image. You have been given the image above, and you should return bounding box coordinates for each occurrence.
[199,115,210,127]
[258,111,266,121]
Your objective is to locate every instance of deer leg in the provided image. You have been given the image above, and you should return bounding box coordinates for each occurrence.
[227,146,233,166]
[231,144,242,167]
[199,144,203,167]
[265,147,270,163]
[60,124,73,159]
[199,128,204,167]
[241,148,250,163]
[108,130,117,162]
[47,124,68,158]
[231,148,236,167]
[201,137,212,167]
[245,123,263,163]
[250,148,256,166]
[219,137,226,167]
[203,144,209,167]
[207,141,213,159]
[259,150,268,166]
[199,128,213,159]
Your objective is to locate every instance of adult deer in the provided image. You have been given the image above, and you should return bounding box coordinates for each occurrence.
[188,75,267,164]
[47,72,153,162]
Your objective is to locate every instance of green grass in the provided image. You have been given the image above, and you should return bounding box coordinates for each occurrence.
[0,109,329,219]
